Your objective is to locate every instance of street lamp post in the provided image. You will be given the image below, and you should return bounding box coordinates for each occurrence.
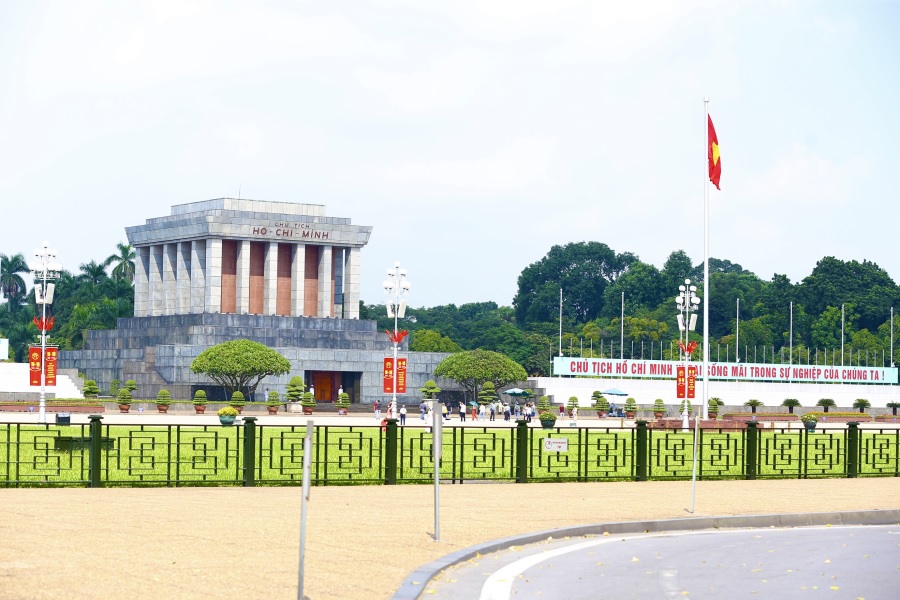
[383,262,410,420]
[29,241,61,425]
[676,279,700,420]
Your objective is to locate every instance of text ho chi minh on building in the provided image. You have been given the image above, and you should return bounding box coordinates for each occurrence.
[59,198,450,403]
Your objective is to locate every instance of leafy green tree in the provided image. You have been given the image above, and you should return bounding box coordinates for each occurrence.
[410,329,462,352]
[420,380,441,399]
[190,340,290,398]
[810,306,846,349]
[600,262,665,319]
[78,260,110,287]
[513,242,636,326]
[852,398,870,413]
[434,349,527,403]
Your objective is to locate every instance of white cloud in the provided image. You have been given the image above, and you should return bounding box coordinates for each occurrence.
[376,137,557,191]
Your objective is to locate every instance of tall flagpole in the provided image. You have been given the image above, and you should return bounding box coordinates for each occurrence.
[702,98,710,421]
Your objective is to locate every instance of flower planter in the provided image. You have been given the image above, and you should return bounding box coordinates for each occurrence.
[624,411,636,419]
[596,411,608,419]
[266,405,279,414]
[118,404,131,414]
[539,419,556,430]
[157,405,169,414]
[803,421,817,432]
[219,415,236,426]
[193,405,206,414]
[653,412,664,419]
[302,406,314,415]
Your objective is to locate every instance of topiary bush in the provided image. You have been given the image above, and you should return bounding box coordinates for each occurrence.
[420,380,442,399]
[192,390,207,406]
[82,380,101,398]
[117,388,132,404]
[286,376,305,403]
[230,391,246,407]
[652,399,666,414]
[156,389,172,405]
[478,382,498,405]
[594,395,610,413]
[624,397,637,414]
[566,396,579,413]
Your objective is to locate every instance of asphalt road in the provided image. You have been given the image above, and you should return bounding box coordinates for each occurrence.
[427,524,900,599]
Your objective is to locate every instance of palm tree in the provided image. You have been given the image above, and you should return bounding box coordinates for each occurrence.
[816,398,836,413]
[887,402,900,416]
[78,261,109,287]
[852,398,871,414]
[781,398,801,414]
[744,399,763,414]
[1,252,30,309]
[104,242,136,283]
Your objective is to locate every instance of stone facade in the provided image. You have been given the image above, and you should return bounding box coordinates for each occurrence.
[59,199,452,403]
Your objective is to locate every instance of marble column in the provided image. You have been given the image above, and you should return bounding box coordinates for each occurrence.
[134,246,151,317]
[191,239,207,314]
[236,240,250,314]
[149,245,164,317]
[264,242,278,315]
[205,239,223,314]
[291,243,306,317]
[177,241,192,315]
[344,247,361,319]
[318,244,333,317]
[162,243,178,315]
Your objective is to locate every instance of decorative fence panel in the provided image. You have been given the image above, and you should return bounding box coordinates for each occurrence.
[1,417,898,488]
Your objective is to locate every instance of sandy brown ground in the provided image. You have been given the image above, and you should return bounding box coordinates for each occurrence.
[1,478,898,600]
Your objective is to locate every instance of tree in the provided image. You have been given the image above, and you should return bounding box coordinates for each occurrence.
[852,398,871,413]
[744,399,763,413]
[78,261,110,287]
[104,242,136,283]
[410,329,462,353]
[82,379,101,398]
[513,242,636,326]
[434,349,527,402]
[286,376,306,402]
[478,382,498,405]
[0,253,30,311]
[191,340,290,398]
[816,398,836,413]
[782,398,801,414]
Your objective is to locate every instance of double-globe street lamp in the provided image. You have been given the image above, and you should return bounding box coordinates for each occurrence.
[676,279,701,422]
[29,241,62,424]
[383,262,411,420]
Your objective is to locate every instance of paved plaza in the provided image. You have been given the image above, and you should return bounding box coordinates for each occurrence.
[1,476,898,599]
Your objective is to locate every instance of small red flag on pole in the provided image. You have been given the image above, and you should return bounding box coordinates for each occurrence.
[708,115,721,190]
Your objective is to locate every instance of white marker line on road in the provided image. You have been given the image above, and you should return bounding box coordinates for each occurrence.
[479,526,872,600]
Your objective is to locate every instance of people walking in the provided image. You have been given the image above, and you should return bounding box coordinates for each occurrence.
[399,404,407,425]
[503,403,511,421]
[478,403,485,421]
[459,401,466,421]
[374,400,380,419]
[489,403,496,421]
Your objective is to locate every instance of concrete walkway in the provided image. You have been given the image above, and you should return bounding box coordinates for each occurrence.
[1,478,898,599]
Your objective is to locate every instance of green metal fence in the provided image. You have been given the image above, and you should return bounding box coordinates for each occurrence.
[1,417,897,487]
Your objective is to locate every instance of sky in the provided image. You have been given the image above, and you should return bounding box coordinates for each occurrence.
[2,0,899,309]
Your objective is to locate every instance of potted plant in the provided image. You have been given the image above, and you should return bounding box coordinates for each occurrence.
[192,390,207,414]
[853,398,870,413]
[116,388,132,413]
[566,396,579,418]
[336,392,351,415]
[888,401,900,416]
[108,379,121,398]
[707,397,721,419]
[816,398,835,413]
[124,379,138,395]
[229,391,246,414]
[624,397,637,419]
[155,389,172,413]
[420,380,442,400]
[652,399,666,418]
[537,395,556,429]
[744,399,763,414]
[800,413,818,431]
[218,405,238,426]
[265,390,282,414]
[301,391,316,415]
[286,376,305,412]
[593,394,609,418]
[678,398,692,416]
[782,398,801,414]
[82,379,101,398]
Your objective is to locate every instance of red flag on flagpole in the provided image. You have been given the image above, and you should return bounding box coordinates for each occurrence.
[708,115,721,190]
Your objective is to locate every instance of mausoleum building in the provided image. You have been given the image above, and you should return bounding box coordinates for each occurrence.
[59,199,450,403]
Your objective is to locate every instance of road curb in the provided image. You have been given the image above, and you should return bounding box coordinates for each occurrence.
[392,509,900,600]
